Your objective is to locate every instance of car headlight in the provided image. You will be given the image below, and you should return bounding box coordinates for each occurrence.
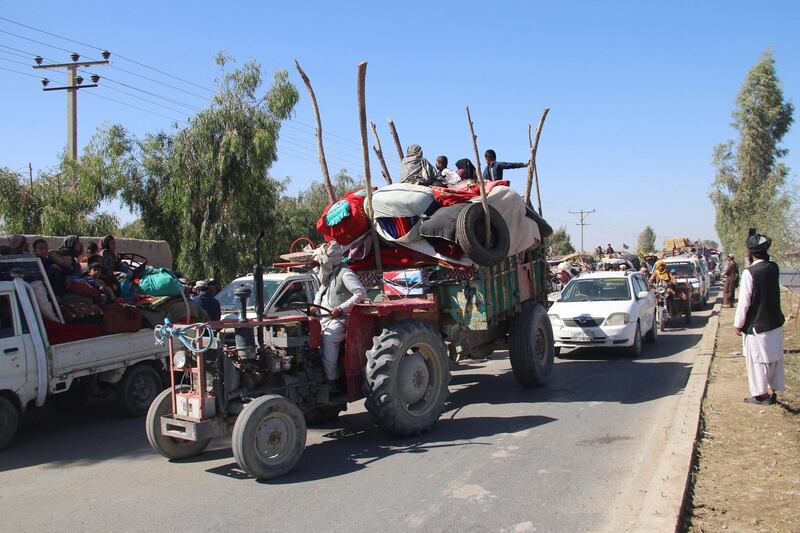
[548,314,563,327]
[604,313,630,326]
[173,350,188,369]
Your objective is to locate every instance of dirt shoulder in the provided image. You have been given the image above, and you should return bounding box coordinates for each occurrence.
[683,288,800,532]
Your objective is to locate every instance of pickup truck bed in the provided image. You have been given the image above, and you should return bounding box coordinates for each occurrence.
[49,329,165,382]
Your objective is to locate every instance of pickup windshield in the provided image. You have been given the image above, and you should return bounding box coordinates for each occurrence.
[665,263,697,277]
[216,280,281,311]
[560,277,631,302]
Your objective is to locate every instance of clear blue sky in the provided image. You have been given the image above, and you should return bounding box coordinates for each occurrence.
[1,1,798,251]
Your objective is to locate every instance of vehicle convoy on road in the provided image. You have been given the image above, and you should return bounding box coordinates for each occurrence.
[147,234,555,479]
[548,271,657,356]
[0,256,168,450]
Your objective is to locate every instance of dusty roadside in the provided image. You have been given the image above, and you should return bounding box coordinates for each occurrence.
[683,288,800,532]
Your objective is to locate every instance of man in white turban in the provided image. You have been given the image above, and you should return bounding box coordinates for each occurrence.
[310,242,367,383]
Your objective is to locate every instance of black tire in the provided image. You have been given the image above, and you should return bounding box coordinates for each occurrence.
[118,364,164,417]
[657,307,665,332]
[456,203,511,266]
[509,302,555,387]
[146,387,211,460]
[645,314,658,343]
[0,396,19,451]
[304,404,346,427]
[554,347,562,357]
[232,395,306,480]
[364,320,451,437]
[685,302,692,324]
[627,323,642,357]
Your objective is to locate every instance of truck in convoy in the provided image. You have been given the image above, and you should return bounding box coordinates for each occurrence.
[0,255,168,450]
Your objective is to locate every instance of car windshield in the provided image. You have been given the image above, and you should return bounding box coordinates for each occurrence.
[560,277,631,302]
[666,263,696,277]
[215,279,281,311]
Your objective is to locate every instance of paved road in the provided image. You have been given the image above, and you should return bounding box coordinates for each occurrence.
[0,293,718,532]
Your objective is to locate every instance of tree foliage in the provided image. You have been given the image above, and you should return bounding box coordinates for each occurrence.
[710,50,797,260]
[700,239,719,250]
[548,226,575,257]
[0,161,118,236]
[637,226,656,253]
[87,54,299,282]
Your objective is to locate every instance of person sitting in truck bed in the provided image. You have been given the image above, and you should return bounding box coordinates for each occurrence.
[0,234,30,255]
[49,236,83,277]
[482,149,530,181]
[32,238,68,296]
[83,262,117,304]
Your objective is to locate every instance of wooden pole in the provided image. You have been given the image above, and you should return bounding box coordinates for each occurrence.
[465,106,492,243]
[294,60,336,204]
[525,108,550,216]
[387,118,404,161]
[358,62,383,272]
[370,121,392,184]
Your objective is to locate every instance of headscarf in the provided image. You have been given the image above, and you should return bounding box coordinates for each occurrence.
[57,235,81,257]
[399,144,437,186]
[312,242,344,285]
[652,260,671,281]
[100,235,115,250]
[746,228,771,254]
[455,158,477,180]
[8,234,27,252]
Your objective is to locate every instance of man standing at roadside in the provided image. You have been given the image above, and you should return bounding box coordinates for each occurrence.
[734,229,785,405]
[723,254,739,307]
[482,149,529,181]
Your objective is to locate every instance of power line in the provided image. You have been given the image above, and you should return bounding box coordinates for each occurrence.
[0,64,40,79]
[0,55,34,67]
[0,28,74,54]
[0,16,216,94]
[0,42,39,57]
[97,75,203,111]
[83,91,184,122]
[0,47,32,60]
[100,85,193,116]
[569,209,595,254]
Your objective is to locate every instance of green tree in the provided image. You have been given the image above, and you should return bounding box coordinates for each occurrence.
[637,226,656,253]
[548,226,575,257]
[90,54,299,282]
[710,50,797,260]
[0,162,118,236]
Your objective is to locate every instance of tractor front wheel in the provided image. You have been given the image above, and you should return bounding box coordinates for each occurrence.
[232,395,307,480]
[146,387,211,460]
[365,320,451,437]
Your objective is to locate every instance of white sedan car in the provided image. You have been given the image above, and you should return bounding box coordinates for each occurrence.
[548,271,657,356]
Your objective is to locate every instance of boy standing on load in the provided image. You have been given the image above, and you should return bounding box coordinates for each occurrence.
[734,229,785,405]
[482,149,530,181]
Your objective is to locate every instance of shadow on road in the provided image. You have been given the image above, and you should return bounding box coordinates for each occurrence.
[202,412,556,484]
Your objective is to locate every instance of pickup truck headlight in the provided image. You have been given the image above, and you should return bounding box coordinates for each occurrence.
[173,350,188,369]
[604,313,630,326]
[548,314,563,328]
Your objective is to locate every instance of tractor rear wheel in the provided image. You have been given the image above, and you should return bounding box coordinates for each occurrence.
[232,395,306,480]
[509,301,555,387]
[364,320,450,437]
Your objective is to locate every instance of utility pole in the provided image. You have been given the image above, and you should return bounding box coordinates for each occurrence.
[28,163,33,188]
[569,209,595,254]
[33,51,110,160]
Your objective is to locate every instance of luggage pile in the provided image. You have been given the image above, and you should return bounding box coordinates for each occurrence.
[315,179,553,271]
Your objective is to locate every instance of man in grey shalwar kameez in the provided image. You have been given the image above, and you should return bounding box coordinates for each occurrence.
[734,229,785,405]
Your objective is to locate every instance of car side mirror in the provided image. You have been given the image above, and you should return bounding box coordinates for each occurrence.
[637,290,650,299]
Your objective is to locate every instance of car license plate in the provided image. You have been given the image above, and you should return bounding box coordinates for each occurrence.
[571,332,593,342]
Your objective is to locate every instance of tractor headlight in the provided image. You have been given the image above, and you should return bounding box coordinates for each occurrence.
[604,313,630,326]
[173,350,188,369]
[549,314,563,328]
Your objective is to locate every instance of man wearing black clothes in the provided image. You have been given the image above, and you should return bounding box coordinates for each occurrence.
[734,229,785,405]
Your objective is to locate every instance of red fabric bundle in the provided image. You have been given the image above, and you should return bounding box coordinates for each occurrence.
[316,189,371,245]
[348,245,468,272]
[431,180,511,206]
[44,320,102,345]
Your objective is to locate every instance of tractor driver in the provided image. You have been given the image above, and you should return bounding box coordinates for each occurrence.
[309,242,367,385]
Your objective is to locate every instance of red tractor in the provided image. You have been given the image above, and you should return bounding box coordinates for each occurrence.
[146,242,554,479]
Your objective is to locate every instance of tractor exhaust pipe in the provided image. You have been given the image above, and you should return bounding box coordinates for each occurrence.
[253,231,265,346]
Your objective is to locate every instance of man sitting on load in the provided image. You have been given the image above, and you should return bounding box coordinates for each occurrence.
[309,243,367,385]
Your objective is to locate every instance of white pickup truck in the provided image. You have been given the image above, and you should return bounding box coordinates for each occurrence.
[0,275,167,450]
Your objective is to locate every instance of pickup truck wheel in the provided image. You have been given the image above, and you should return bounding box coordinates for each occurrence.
[146,387,211,460]
[118,364,164,417]
[0,396,19,451]
[365,320,451,437]
[509,302,555,387]
[232,395,306,480]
